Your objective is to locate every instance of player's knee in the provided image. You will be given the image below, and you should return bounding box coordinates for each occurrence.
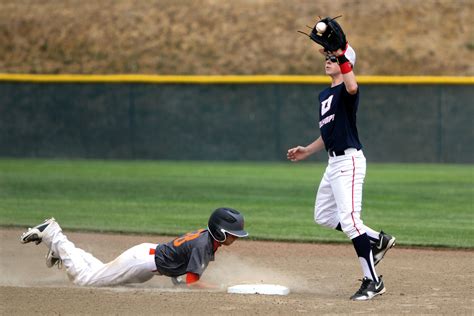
[314,214,332,228]
[70,269,97,287]
[73,278,90,287]
[314,206,336,228]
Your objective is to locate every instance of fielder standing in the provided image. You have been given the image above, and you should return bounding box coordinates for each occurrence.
[288,17,396,301]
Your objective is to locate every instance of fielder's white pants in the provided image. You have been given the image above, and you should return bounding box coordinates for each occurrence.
[41,222,159,286]
[314,149,367,240]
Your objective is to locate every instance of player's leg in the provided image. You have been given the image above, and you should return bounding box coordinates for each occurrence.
[329,154,367,240]
[331,155,376,279]
[330,153,384,300]
[355,180,396,264]
[21,219,159,286]
[48,235,104,271]
[48,234,159,286]
[21,218,105,283]
[81,243,159,286]
[38,220,107,284]
[314,168,339,229]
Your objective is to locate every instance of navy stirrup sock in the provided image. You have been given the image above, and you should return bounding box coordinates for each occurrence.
[352,233,378,282]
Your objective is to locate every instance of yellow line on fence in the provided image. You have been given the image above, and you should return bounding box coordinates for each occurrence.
[0,74,473,85]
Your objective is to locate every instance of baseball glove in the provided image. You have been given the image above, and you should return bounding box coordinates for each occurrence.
[298,16,347,52]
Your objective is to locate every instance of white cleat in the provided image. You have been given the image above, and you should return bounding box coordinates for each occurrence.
[20,218,56,245]
[350,276,386,301]
[372,231,396,266]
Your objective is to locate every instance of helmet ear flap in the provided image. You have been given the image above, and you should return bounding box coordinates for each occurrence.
[219,228,227,242]
[207,225,226,242]
[208,207,247,242]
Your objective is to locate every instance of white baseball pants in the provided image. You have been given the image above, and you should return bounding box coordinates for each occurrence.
[42,221,159,286]
[314,149,367,240]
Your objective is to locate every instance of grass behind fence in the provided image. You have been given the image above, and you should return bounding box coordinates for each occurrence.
[0,159,472,248]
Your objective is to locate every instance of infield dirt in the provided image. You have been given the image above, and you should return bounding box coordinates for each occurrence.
[1,228,472,315]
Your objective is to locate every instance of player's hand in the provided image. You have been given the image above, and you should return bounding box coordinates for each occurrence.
[320,44,347,58]
[287,146,310,162]
[187,280,221,290]
[327,45,346,58]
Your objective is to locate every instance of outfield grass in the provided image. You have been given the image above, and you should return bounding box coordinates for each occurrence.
[0,159,472,248]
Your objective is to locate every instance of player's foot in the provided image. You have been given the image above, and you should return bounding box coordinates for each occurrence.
[350,276,385,301]
[20,218,56,245]
[45,248,62,269]
[372,231,396,266]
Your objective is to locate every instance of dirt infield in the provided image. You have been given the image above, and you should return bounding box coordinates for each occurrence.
[1,228,472,315]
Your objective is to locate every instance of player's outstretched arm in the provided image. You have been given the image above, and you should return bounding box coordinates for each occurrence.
[287,136,325,162]
[187,280,220,290]
[303,16,357,95]
[339,63,358,95]
[331,47,358,95]
[341,70,358,95]
[182,272,220,290]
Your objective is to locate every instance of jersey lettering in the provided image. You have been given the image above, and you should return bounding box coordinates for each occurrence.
[173,229,206,247]
[321,95,334,116]
[319,114,335,128]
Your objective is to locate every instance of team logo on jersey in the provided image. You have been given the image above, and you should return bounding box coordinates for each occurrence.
[321,95,334,116]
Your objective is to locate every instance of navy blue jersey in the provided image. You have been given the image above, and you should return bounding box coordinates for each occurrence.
[318,83,362,152]
[154,229,215,277]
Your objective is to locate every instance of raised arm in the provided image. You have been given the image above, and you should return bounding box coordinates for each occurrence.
[333,45,358,95]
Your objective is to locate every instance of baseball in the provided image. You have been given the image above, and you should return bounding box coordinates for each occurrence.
[316,22,327,33]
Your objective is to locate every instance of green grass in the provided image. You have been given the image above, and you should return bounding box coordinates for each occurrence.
[0,159,472,248]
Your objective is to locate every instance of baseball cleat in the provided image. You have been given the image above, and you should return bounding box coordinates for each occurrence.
[45,248,62,269]
[20,218,56,245]
[372,231,396,266]
[350,276,385,301]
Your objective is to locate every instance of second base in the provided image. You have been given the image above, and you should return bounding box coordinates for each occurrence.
[227,284,290,296]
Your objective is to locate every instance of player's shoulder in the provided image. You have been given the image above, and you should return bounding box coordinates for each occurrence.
[169,228,209,248]
[187,229,212,245]
[319,85,333,99]
[187,230,214,254]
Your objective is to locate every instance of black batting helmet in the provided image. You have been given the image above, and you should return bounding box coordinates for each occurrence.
[207,207,248,242]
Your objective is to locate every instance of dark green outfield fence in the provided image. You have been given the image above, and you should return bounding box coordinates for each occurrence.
[0,76,473,163]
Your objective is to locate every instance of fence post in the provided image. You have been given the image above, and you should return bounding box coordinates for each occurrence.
[128,85,136,159]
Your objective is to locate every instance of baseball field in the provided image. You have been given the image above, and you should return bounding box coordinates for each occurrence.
[0,159,473,314]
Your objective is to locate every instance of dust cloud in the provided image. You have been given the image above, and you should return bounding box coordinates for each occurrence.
[203,252,321,293]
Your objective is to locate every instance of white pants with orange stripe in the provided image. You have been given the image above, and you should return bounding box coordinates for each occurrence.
[314,148,367,240]
[42,221,159,286]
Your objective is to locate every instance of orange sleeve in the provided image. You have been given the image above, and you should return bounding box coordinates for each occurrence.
[186,272,200,284]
